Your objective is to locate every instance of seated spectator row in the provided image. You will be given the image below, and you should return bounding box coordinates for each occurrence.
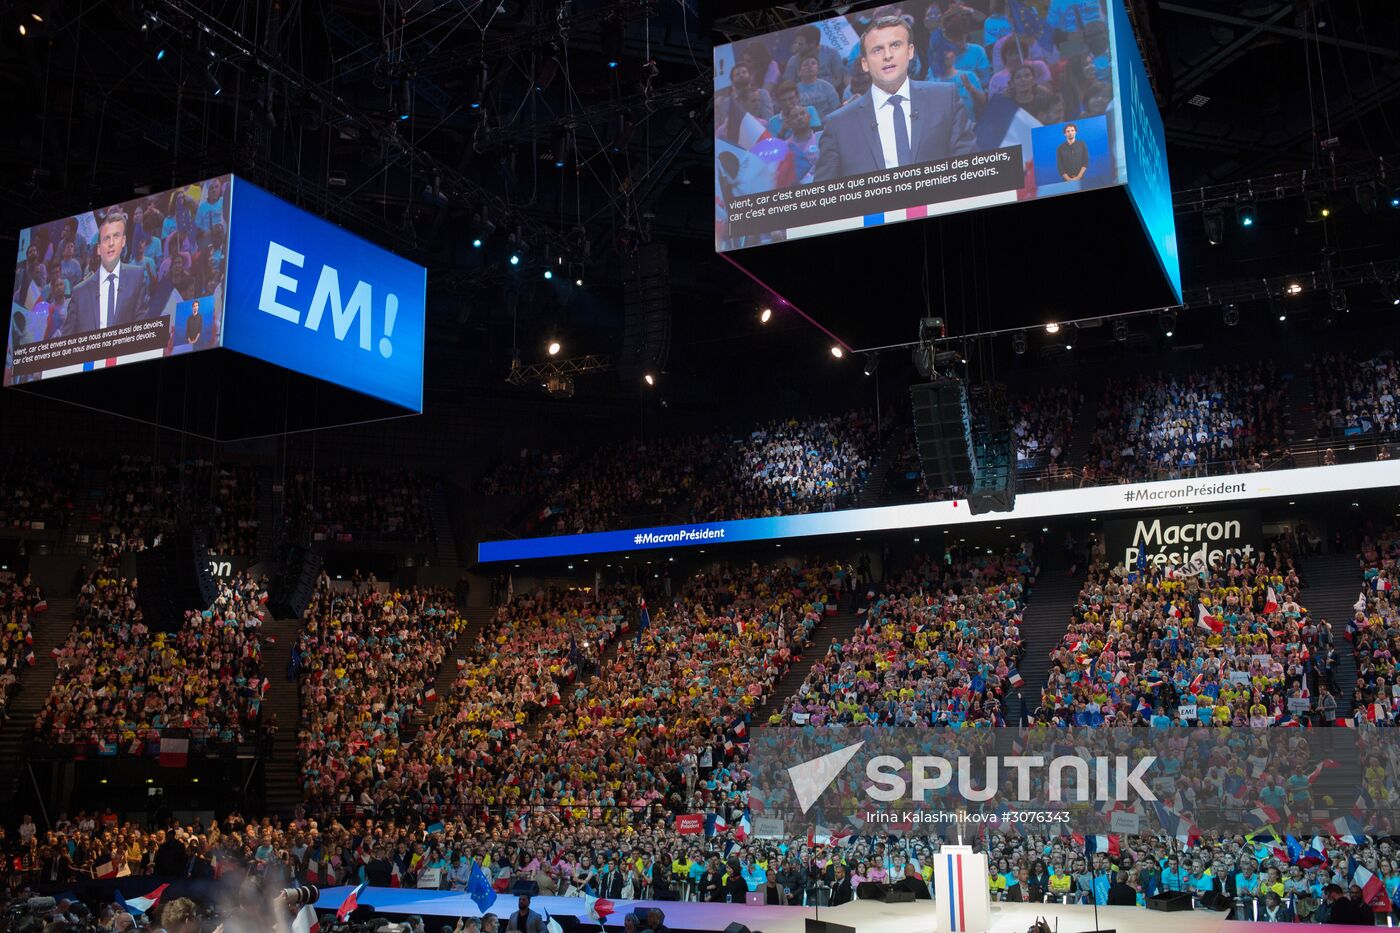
[284,465,435,545]
[1353,523,1400,723]
[0,573,45,725]
[1313,350,1400,439]
[515,412,880,536]
[94,455,259,557]
[0,448,80,531]
[1041,544,1322,730]
[777,546,1032,727]
[1086,364,1287,482]
[35,560,266,749]
[296,580,463,818]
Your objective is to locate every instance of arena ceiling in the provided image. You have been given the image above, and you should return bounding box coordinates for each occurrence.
[1,0,1397,404]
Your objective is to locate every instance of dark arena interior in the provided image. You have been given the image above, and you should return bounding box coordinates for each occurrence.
[3,1,1400,931]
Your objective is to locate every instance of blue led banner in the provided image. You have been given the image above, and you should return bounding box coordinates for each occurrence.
[223,178,426,412]
[478,460,1400,562]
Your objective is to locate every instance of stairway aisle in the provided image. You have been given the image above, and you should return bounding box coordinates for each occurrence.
[428,481,459,567]
[259,616,308,817]
[858,429,907,509]
[1302,552,1364,718]
[750,611,863,725]
[1011,569,1087,713]
[0,596,78,798]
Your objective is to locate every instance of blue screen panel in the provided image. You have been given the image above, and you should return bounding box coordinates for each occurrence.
[223,178,425,411]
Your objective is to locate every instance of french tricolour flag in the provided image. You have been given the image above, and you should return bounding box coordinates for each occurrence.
[159,730,190,768]
[116,884,168,915]
[292,904,321,933]
[336,882,366,922]
[1197,604,1223,635]
[1263,586,1280,614]
[1354,865,1385,903]
[1007,669,1024,688]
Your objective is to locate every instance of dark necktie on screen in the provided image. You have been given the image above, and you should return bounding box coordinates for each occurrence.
[105,271,115,329]
[888,93,912,167]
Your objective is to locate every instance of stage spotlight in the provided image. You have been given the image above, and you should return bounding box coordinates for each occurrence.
[575,278,584,287]
[643,372,655,386]
[1305,192,1330,222]
[1159,310,1176,337]
[759,307,772,324]
[830,345,844,359]
[1011,331,1027,355]
[1330,288,1348,313]
[472,238,483,248]
[18,23,26,36]
[156,48,166,60]
[1286,282,1303,296]
[1236,200,1257,228]
[1390,186,1400,209]
[547,340,561,356]
[397,79,413,120]
[1223,303,1239,326]
[1064,341,1073,350]
[509,254,520,266]
[863,354,878,377]
[543,270,553,280]
[1113,319,1129,342]
[1381,280,1400,306]
[1203,207,1224,245]
[1044,322,1060,334]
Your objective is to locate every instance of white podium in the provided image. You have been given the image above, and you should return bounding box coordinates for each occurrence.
[933,845,992,933]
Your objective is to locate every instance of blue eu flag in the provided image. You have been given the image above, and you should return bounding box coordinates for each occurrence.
[468,863,497,914]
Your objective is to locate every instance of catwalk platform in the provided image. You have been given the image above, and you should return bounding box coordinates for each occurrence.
[314,887,1360,933]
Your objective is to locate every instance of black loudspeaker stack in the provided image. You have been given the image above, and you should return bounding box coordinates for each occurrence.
[618,243,671,382]
[267,545,323,619]
[134,528,219,633]
[910,378,975,490]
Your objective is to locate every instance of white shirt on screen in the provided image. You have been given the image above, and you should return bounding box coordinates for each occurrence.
[101,266,120,330]
[871,78,913,170]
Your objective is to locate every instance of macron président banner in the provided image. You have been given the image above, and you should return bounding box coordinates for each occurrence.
[478,460,1400,562]
[222,178,426,412]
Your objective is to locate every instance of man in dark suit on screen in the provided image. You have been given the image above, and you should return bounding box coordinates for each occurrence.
[63,211,149,337]
[813,15,975,182]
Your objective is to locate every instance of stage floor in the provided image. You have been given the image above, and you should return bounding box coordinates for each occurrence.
[316,887,1360,933]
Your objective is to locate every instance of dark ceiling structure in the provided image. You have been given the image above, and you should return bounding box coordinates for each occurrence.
[1,0,1398,421]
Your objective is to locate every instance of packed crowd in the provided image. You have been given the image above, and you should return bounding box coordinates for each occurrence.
[1013,386,1081,468]
[522,413,879,535]
[1352,523,1400,725]
[0,448,80,531]
[1313,351,1400,440]
[93,456,259,557]
[0,573,44,725]
[294,581,464,819]
[1040,541,1325,730]
[1086,364,1288,482]
[34,559,267,750]
[777,546,1032,728]
[475,448,573,497]
[284,465,435,545]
